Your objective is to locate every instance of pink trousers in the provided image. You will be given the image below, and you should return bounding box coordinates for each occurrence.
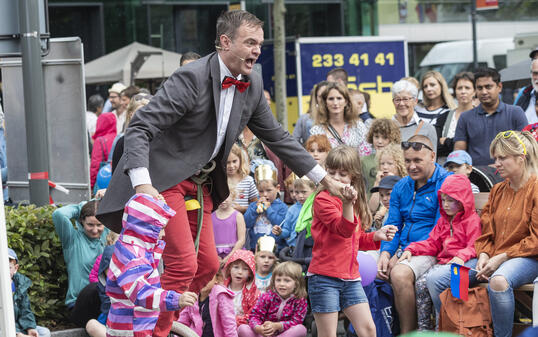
[237,324,307,337]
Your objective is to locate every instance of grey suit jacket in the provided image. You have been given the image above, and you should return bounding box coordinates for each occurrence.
[96,52,318,233]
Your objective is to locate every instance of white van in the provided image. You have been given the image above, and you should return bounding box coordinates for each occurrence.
[415,38,514,85]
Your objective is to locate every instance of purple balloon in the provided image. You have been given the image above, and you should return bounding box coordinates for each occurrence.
[357,251,377,286]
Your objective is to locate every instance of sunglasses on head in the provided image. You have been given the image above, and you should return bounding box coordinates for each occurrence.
[494,130,527,155]
[401,141,434,152]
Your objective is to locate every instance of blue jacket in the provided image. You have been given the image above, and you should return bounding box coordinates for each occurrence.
[380,164,451,256]
[244,198,288,250]
[279,202,302,247]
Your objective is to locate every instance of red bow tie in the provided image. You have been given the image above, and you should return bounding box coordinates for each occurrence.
[222,76,250,93]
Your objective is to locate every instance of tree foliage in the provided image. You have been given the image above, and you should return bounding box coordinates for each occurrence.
[6,204,69,328]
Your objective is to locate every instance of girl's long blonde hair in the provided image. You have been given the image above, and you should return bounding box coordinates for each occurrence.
[268,261,307,299]
[490,130,538,176]
[375,144,407,177]
[420,71,456,110]
[228,143,250,179]
[323,146,372,229]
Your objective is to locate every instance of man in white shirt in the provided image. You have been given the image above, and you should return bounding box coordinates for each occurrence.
[85,94,103,139]
[107,82,126,133]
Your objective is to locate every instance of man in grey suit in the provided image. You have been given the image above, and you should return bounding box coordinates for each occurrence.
[97,10,342,336]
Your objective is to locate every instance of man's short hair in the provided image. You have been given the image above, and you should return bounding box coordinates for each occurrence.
[474,67,501,84]
[215,10,263,47]
[326,68,348,85]
[180,52,201,66]
[407,134,434,150]
[87,94,104,113]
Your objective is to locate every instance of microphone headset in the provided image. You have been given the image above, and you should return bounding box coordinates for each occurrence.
[215,45,246,62]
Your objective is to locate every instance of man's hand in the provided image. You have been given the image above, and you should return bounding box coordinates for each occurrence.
[398,250,412,263]
[27,329,39,337]
[377,251,391,281]
[448,257,465,266]
[179,291,198,308]
[135,184,159,198]
[135,184,164,202]
[320,175,345,199]
[272,225,282,236]
[374,225,398,242]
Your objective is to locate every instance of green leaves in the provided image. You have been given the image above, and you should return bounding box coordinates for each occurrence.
[6,204,68,328]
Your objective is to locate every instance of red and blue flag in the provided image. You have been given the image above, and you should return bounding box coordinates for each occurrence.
[450,263,470,301]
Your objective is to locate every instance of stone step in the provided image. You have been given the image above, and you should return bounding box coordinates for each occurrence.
[50,328,89,337]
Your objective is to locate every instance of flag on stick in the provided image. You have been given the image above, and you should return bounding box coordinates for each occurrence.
[450,263,470,301]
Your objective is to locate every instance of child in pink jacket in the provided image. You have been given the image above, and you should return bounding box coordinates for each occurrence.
[238,262,308,337]
[398,174,482,325]
[178,271,238,337]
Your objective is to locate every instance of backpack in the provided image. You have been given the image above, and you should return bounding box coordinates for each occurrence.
[439,287,493,337]
[348,280,400,337]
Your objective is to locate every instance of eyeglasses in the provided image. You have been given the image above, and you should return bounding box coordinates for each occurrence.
[393,97,414,104]
[494,131,527,155]
[401,141,434,152]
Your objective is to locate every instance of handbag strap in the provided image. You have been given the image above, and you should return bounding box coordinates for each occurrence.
[99,137,109,161]
[413,120,424,137]
[327,124,344,145]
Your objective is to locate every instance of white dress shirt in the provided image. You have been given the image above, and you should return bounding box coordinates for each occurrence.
[128,55,326,188]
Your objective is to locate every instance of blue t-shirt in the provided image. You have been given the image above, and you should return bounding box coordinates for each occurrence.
[454,101,527,165]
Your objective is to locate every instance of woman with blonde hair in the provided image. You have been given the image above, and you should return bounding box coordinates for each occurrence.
[415,71,456,142]
[468,130,538,337]
[310,82,372,157]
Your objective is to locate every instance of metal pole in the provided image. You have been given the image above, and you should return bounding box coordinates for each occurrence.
[273,0,287,130]
[19,0,50,206]
[471,0,478,70]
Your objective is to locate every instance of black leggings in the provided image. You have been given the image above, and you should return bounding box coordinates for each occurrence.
[70,282,101,328]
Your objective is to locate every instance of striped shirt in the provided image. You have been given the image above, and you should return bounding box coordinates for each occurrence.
[106,194,179,337]
[233,175,259,208]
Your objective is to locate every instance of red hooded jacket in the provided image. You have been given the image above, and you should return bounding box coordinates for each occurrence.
[406,174,482,264]
[90,113,117,188]
[223,249,260,326]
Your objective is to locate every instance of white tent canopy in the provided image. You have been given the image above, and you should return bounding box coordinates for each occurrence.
[84,42,182,84]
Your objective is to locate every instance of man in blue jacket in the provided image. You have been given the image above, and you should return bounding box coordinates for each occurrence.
[376,135,451,333]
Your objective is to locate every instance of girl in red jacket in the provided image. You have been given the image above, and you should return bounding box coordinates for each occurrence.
[308,146,397,337]
[398,174,481,325]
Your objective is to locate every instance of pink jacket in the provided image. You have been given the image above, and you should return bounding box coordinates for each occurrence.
[179,284,238,337]
[248,289,307,332]
[89,254,102,283]
[406,174,482,264]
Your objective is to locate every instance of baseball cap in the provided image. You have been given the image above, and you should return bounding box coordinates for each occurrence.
[370,175,401,193]
[8,248,18,262]
[530,47,538,59]
[108,82,127,95]
[444,150,472,167]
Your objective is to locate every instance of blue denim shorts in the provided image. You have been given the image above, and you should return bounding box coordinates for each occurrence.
[308,274,368,313]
